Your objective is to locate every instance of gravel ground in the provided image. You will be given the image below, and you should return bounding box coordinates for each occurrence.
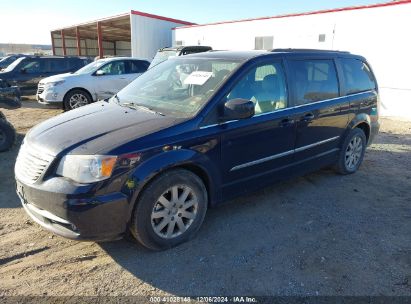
[0,100,410,297]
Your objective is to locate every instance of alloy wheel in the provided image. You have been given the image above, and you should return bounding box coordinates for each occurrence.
[69,93,88,109]
[151,185,198,239]
[345,135,363,170]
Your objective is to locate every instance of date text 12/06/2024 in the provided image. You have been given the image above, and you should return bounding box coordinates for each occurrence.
[149,296,257,303]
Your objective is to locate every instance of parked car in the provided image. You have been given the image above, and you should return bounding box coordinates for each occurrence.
[0,56,92,95]
[15,49,379,250]
[37,57,150,110]
[0,54,25,70]
[149,45,212,69]
[0,79,21,151]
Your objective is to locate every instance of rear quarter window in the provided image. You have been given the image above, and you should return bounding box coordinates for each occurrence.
[340,58,376,95]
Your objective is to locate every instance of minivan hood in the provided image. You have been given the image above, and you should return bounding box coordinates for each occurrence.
[25,101,181,156]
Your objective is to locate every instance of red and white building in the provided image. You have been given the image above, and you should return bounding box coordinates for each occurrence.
[51,11,193,59]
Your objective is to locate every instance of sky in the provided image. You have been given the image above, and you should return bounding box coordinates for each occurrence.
[1,0,384,45]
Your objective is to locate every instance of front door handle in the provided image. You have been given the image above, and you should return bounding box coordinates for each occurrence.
[279,118,295,127]
[300,113,315,122]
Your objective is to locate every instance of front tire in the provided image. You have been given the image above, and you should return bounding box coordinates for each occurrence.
[0,118,16,152]
[63,89,92,111]
[130,169,208,251]
[335,128,367,175]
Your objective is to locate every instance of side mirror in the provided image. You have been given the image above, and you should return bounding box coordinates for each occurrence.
[223,98,255,120]
[20,68,26,74]
[95,70,106,76]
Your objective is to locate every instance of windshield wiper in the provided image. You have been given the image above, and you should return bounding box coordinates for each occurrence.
[113,94,121,104]
[121,101,165,116]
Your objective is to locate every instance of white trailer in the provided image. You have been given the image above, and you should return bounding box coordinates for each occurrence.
[130,11,194,59]
[173,0,411,118]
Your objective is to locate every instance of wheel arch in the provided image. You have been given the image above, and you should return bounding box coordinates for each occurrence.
[346,114,371,144]
[126,150,219,223]
[354,122,370,143]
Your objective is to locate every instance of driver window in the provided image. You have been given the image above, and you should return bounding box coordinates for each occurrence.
[100,61,126,75]
[228,61,287,114]
[21,60,44,74]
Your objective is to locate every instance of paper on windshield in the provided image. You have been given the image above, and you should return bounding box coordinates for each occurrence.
[183,71,213,85]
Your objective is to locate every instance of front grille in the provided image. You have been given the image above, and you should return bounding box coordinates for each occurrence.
[37,85,45,95]
[15,143,54,184]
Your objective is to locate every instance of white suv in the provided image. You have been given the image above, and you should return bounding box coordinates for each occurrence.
[37,57,150,110]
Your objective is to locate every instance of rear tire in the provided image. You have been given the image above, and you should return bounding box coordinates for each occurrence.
[130,169,208,251]
[63,89,92,111]
[0,118,16,152]
[334,128,367,175]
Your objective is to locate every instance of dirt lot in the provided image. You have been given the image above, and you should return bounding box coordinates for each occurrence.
[0,100,410,297]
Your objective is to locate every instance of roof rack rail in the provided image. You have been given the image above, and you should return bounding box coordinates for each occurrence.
[271,48,350,53]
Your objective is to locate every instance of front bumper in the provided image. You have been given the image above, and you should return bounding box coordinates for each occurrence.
[16,178,130,241]
[36,87,64,107]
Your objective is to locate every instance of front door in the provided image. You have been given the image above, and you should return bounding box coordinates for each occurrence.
[219,60,296,198]
[17,58,47,94]
[286,58,349,165]
[94,60,129,100]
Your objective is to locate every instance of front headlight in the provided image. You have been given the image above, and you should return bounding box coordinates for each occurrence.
[44,80,65,88]
[56,155,117,183]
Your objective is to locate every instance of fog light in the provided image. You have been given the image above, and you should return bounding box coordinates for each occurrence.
[53,93,58,98]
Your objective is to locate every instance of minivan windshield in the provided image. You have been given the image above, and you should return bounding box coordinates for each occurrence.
[114,57,241,118]
[0,56,17,67]
[74,60,108,75]
[2,57,25,72]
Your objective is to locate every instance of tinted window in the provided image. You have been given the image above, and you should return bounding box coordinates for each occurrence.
[288,59,339,105]
[49,59,68,73]
[99,61,126,75]
[127,60,149,74]
[20,59,46,74]
[0,56,17,66]
[341,58,376,94]
[68,58,86,71]
[228,61,287,114]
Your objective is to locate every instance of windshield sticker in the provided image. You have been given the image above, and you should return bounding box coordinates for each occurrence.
[184,71,213,86]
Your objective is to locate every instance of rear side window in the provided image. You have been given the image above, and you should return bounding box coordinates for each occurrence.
[68,59,85,71]
[127,60,149,74]
[288,59,339,105]
[49,59,69,73]
[340,58,376,94]
[68,58,84,71]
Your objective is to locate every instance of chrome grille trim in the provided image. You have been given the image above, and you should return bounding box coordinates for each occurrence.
[15,143,54,184]
[37,85,45,95]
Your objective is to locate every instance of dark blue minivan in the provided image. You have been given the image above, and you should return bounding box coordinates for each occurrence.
[15,50,380,250]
